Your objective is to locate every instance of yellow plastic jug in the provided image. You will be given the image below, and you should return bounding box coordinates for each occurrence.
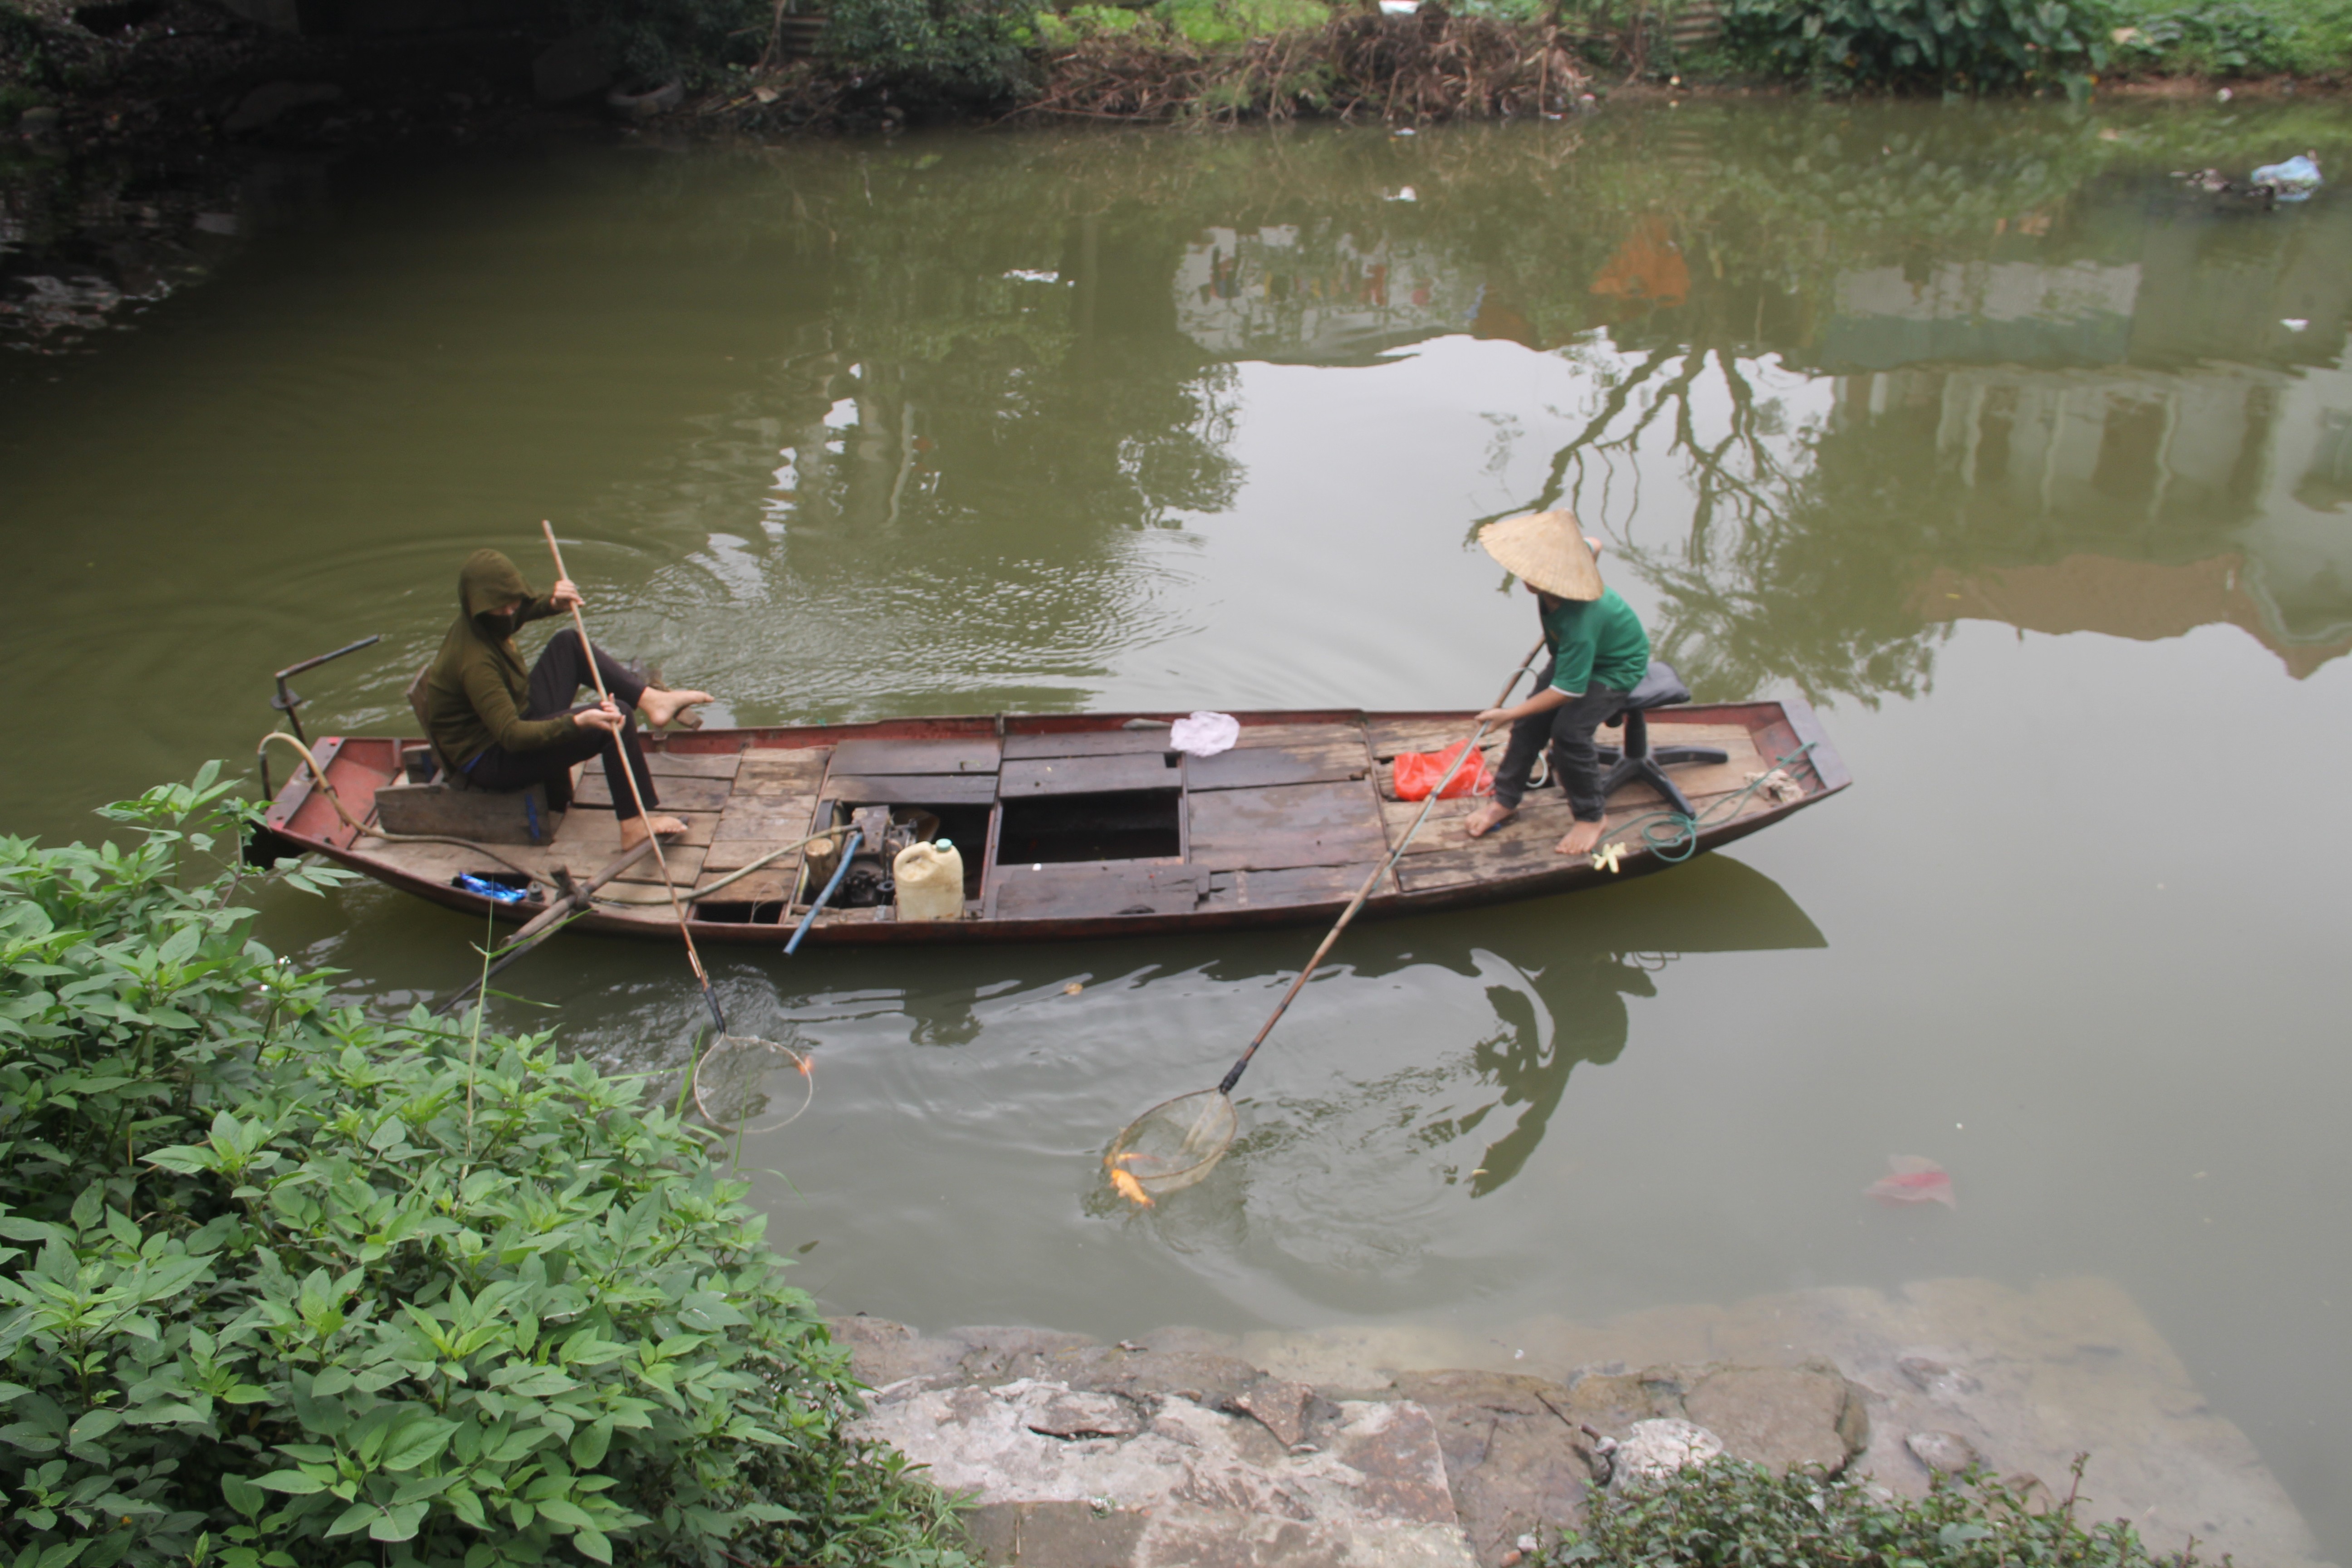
[892,839,965,922]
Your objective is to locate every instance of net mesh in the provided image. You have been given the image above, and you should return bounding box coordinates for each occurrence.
[1103,1088,1236,1200]
[693,1036,813,1135]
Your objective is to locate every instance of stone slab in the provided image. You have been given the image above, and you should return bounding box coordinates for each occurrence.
[851,1378,1472,1568]
[838,1274,2328,1568]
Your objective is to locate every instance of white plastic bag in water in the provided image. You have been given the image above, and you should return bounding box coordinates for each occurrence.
[1169,711,1241,758]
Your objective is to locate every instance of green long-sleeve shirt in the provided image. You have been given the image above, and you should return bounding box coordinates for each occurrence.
[1541,588,1651,696]
[425,550,575,768]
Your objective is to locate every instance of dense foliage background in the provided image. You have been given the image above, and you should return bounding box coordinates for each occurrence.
[0,767,968,1568]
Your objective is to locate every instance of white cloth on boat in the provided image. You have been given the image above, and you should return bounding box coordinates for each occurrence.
[1169,710,1241,758]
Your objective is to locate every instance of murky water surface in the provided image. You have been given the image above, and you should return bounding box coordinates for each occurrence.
[6,103,2351,1553]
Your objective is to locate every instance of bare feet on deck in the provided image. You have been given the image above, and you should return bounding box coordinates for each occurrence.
[620,814,691,849]
[641,688,713,730]
[1463,801,1515,838]
[1555,819,1606,857]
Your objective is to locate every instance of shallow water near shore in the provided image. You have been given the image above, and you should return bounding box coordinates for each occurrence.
[5,100,2351,1556]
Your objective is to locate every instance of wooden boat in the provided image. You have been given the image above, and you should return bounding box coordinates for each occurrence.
[254,702,1847,946]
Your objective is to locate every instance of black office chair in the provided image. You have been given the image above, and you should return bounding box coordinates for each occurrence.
[1593,661,1727,818]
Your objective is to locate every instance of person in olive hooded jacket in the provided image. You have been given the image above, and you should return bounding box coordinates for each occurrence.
[424,550,711,849]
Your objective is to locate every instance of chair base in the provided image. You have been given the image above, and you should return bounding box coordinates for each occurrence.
[1593,706,1729,819]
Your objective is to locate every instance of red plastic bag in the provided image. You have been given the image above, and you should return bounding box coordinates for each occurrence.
[1392,740,1494,802]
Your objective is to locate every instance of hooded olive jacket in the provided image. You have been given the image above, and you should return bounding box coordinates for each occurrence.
[424,550,577,767]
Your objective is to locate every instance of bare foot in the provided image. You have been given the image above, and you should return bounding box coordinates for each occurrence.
[641,688,713,729]
[620,813,691,848]
[1463,801,1515,838]
[1554,820,1605,857]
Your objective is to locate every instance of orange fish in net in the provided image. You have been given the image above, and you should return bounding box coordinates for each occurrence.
[1109,1167,1156,1207]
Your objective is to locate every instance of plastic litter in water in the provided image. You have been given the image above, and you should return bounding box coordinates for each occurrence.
[1864,1155,1955,1209]
[2249,152,2322,200]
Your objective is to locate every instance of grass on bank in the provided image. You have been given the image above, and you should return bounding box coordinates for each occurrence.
[0,765,971,1568]
[1542,1457,2219,1568]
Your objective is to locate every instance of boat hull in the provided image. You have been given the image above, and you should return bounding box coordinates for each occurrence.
[257,703,1847,946]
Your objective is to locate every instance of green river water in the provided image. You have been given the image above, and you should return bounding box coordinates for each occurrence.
[4,100,2350,1555]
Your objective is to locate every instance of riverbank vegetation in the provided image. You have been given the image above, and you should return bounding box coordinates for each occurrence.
[1543,1457,2213,1566]
[0,768,971,1568]
[8,0,2352,147]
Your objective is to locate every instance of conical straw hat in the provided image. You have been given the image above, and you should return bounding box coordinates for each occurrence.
[1478,510,1602,601]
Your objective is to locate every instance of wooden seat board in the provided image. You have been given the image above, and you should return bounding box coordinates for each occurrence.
[989,862,1207,920]
[1232,722,1364,749]
[1002,729,1176,760]
[693,867,800,905]
[559,809,717,852]
[1187,779,1389,872]
[820,773,999,806]
[575,773,733,812]
[1000,753,1186,797]
[1186,735,1370,791]
[827,737,1001,776]
[737,759,830,797]
[710,796,823,844]
[644,750,743,779]
[608,845,707,885]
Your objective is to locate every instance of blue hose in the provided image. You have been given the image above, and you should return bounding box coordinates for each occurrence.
[785,830,863,955]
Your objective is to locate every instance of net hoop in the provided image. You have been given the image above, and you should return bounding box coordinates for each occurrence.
[1104,1088,1237,1199]
[693,1035,813,1135]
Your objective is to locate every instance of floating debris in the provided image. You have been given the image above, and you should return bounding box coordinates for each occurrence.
[2248,152,2322,202]
[1865,1155,1956,1209]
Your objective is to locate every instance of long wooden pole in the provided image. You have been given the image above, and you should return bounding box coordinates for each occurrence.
[541,521,729,1037]
[1215,636,1548,1096]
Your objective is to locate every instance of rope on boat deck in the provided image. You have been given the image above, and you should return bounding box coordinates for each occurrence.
[1607,740,1823,865]
[256,731,562,889]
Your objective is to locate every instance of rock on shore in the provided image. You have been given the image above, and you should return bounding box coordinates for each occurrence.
[840,1318,1871,1566]
[837,1276,2332,1568]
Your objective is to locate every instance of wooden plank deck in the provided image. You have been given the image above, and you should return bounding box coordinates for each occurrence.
[281,700,1842,944]
[1189,777,1391,872]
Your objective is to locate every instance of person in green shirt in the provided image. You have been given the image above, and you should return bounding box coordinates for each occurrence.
[423,549,713,850]
[1463,510,1651,858]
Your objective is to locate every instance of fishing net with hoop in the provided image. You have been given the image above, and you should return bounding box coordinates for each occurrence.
[1102,1088,1237,1203]
[693,1035,813,1136]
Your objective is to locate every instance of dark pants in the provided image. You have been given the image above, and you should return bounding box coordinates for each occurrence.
[1492,685,1630,823]
[464,629,660,821]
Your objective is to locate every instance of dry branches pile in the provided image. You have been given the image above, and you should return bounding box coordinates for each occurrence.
[1018,10,1589,125]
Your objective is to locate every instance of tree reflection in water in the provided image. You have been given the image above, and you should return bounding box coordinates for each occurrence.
[561,103,2352,720]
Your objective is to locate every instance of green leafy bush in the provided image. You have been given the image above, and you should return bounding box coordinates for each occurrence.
[1720,0,2111,94]
[1541,1455,2210,1567]
[1033,2,1146,45]
[820,0,1036,102]
[1153,0,1329,46]
[0,769,969,1568]
[2111,1,2288,75]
